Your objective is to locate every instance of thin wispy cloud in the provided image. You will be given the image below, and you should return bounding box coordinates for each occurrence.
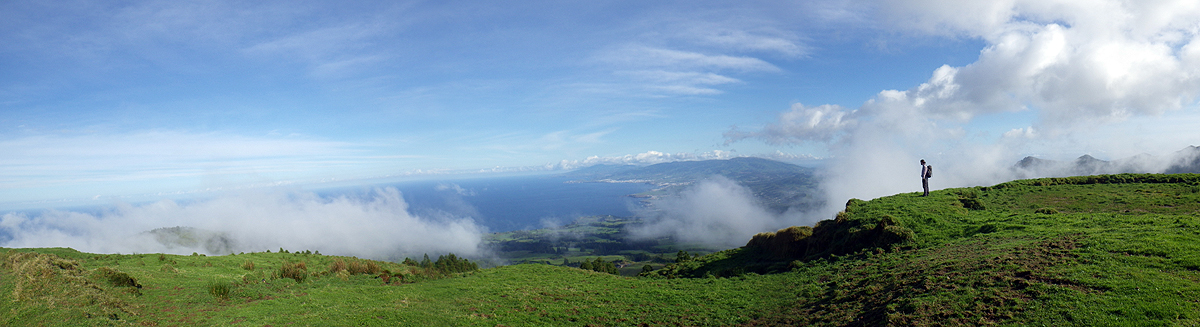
[0,131,407,206]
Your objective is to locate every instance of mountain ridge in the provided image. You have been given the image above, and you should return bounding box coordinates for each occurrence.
[1012,145,1200,178]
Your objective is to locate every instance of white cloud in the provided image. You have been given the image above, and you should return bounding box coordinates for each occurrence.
[592,21,792,96]
[877,0,1200,128]
[434,183,475,196]
[617,70,742,85]
[725,103,858,145]
[0,187,485,260]
[604,46,781,73]
[629,176,786,249]
[1002,126,1037,139]
[0,131,405,204]
[728,0,1200,218]
[683,25,808,58]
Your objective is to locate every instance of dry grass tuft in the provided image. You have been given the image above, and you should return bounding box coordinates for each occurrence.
[745,226,813,258]
[1,251,139,319]
[347,259,382,275]
[328,259,347,273]
[207,280,232,299]
[279,260,308,283]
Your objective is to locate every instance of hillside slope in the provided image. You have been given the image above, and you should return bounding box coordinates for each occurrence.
[4,174,1200,326]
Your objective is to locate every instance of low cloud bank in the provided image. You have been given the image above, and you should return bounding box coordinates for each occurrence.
[0,188,485,260]
[630,176,808,249]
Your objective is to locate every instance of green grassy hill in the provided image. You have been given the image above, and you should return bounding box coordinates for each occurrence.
[5,174,1200,326]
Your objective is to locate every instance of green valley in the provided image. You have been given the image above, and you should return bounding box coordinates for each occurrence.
[5,173,1200,326]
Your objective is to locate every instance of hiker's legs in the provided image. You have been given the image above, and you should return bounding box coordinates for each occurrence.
[922,178,929,196]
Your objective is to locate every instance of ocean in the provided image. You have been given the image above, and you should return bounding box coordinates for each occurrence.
[327,174,654,233]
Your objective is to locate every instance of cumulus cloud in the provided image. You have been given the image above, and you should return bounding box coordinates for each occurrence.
[0,188,485,260]
[876,0,1200,127]
[727,0,1200,217]
[630,176,801,249]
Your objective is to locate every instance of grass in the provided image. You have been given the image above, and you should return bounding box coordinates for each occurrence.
[4,173,1200,325]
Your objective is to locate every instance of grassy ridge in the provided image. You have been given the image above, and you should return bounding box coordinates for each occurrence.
[5,173,1200,326]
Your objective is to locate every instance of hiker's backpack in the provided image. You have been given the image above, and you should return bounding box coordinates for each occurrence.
[925,165,933,178]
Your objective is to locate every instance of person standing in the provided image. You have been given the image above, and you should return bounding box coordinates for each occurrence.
[920,159,930,197]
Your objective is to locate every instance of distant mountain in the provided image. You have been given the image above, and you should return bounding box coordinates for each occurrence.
[1012,145,1200,178]
[1165,146,1200,174]
[562,157,821,213]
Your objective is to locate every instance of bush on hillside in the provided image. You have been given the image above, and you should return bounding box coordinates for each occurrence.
[348,260,381,275]
[959,197,986,210]
[207,280,231,298]
[579,257,618,275]
[93,267,141,289]
[433,253,478,274]
[675,250,692,263]
[745,226,813,259]
[329,259,347,273]
[279,260,308,283]
[1035,208,1059,215]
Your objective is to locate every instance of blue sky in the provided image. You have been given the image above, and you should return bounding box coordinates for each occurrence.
[4,0,1200,209]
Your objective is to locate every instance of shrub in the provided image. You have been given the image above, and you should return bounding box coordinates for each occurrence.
[877,225,916,248]
[365,261,381,274]
[433,253,477,274]
[745,226,813,259]
[348,260,380,275]
[329,259,347,273]
[1035,208,1059,215]
[378,270,406,284]
[93,267,142,288]
[959,197,986,210]
[279,261,308,283]
[207,280,231,299]
[675,251,691,263]
[158,253,166,262]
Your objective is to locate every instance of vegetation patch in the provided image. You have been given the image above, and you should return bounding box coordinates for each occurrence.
[92,266,142,289]
[278,260,308,283]
[748,234,1090,326]
[206,280,232,299]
